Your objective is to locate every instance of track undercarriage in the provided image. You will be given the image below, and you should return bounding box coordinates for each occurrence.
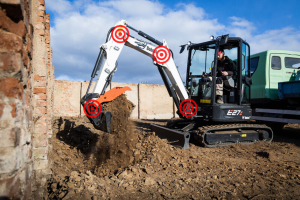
[151,119,273,149]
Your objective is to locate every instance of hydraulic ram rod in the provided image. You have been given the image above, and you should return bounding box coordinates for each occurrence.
[127,24,163,46]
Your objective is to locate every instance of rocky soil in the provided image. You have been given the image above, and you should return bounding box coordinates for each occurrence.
[46,95,300,200]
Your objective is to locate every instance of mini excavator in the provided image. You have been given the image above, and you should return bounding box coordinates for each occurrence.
[80,20,273,149]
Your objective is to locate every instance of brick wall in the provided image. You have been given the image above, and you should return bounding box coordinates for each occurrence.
[0,0,54,199]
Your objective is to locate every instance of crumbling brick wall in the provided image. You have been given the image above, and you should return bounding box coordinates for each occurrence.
[0,0,54,199]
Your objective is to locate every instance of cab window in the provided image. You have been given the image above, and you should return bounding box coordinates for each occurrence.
[250,57,259,75]
[285,57,300,69]
[271,56,281,70]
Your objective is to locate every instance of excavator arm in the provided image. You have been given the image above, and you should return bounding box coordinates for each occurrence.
[80,20,189,130]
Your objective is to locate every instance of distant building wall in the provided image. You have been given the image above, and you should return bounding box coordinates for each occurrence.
[54,81,178,119]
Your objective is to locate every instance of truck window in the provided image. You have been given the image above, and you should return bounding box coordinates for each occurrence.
[285,57,300,69]
[271,56,281,70]
[250,57,259,75]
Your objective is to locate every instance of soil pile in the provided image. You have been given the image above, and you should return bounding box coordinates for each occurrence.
[47,94,138,199]
[94,94,137,175]
[47,104,300,199]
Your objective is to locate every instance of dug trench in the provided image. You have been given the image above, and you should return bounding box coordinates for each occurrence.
[46,94,300,199]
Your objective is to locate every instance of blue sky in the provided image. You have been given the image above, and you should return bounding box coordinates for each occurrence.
[45,0,300,84]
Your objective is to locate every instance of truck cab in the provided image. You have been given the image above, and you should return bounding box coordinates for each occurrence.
[250,50,300,105]
[250,50,300,126]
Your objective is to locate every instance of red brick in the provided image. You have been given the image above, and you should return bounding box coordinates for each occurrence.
[25,92,30,105]
[0,103,4,118]
[0,32,22,52]
[0,52,21,72]
[36,11,44,17]
[33,87,46,94]
[35,29,45,35]
[0,10,26,38]
[0,77,23,99]
[35,94,46,100]
[9,103,16,118]
[38,0,45,5]
[34,75,45,81]
[36,100,46,107]
[36,17,44,23]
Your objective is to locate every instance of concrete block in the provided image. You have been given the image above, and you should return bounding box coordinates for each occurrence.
[53,81,81,117]
[111,82,138,119]
[139,84,174,119]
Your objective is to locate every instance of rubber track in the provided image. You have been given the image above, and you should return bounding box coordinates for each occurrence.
[192,123,273,148]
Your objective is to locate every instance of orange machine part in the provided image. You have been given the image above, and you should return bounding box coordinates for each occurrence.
[96,86,132,104]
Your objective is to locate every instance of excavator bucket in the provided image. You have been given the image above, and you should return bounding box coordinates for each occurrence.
[96,86,132,104]
[81,86,132,133]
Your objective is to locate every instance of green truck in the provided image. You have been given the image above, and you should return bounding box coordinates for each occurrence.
[250,50,300,127]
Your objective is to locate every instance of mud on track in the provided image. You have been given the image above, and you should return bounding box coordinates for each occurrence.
[46,96,300,199]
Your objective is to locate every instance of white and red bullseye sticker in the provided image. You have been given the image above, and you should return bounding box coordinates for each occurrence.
[83,100,102,118]
[111,25,130,43]
[179,99,198,117]
[152,46,171,64]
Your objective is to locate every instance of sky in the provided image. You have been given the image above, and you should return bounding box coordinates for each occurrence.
[45,0,300,84]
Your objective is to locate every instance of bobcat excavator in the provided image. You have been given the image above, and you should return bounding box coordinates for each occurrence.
[80,20,273,149]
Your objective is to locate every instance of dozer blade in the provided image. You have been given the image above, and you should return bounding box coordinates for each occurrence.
[151,124,191,149]
[96,86,131,104]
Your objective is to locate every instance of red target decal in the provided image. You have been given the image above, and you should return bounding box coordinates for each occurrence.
[111,25,130,43]
[152,46,171,64]
[179,99,198,117]
[83,100,102,118]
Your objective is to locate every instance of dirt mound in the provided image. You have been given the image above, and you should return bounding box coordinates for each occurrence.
[46,96,300,199]
[47,95,139,199]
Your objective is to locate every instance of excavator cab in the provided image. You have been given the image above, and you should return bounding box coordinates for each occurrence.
[159,36,273,148]
[186,36,252,122]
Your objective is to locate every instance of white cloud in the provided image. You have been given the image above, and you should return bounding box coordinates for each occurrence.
[228,17,300,54]
[56,75,84,81]
[46,0,300,84]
